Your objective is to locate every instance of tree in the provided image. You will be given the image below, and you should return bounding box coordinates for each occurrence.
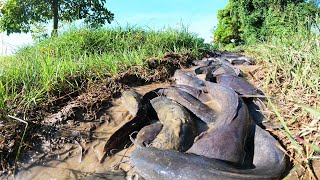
[214,2,242,44]
[0,0,114,35]
[214,0,320,44]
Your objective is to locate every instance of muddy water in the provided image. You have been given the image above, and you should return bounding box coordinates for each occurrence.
[12,83,169,180]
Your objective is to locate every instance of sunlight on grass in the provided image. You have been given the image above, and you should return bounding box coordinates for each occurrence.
[0,26,208,113]
[244,26,320,178]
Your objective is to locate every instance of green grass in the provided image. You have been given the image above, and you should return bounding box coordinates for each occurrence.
[0,26,208,113]
[243,27,320,178]
[246,34,320,97]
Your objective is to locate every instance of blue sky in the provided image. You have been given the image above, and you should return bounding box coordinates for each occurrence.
[0,0,228,56]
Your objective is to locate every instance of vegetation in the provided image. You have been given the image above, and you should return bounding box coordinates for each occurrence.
[0,0,114,35]
[214,0,319,44]
[244,29,320,179]
[0,26,207,115]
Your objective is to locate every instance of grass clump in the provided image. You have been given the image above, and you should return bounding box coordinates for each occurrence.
[243,27,320,179]
[0,26,208,112]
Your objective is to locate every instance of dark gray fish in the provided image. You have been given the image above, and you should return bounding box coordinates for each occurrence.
[158,87,217,124]
[192,59,213,66]
[194,65,215,74]
[135,122,163,147]
[216,74,258,95]
[101,90,159,162]
[161,84,239,126]
[206,57,242,77]
[130,125,286,180]
[194,60,221,74]
[150,96,196,151]
[222,54,254,65]
[187,98,250,165]
[121,90,142,116]
[212,56,233,65]
[204,82,239,125]
[174,84,239,125]
[195,66,217,82]
[212,64,241,77]
[173,84,211,102]
[231,59,251,65]
[173,69,205,88]
[216,52,254,65]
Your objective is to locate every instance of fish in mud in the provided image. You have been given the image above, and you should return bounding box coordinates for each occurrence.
[158,87,218,124]
[101,90,157,162]
[173,69,205,88]
[216,74,258,96]
[135,122,163,147]
[149,96,196,152]
[130,124,286,180]
[187,98,250,165]
[121,90,142,116]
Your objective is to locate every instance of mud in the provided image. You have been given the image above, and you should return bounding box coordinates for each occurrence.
[9,83,168,180]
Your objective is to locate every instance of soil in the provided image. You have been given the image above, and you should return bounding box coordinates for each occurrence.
[12,83,168,180]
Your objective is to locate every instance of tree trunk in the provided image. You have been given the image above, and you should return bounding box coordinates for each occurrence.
[52,0,58,36]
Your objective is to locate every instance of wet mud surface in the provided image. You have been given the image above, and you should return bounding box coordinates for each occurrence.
[11,83,168,180]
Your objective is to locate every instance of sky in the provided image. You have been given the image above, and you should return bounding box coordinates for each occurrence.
[0,0,228,56]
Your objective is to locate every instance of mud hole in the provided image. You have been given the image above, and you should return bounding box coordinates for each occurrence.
[0,52,193,178]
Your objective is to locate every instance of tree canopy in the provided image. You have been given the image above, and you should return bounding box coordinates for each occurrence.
[214,0,320,44]
[0,0,114,35]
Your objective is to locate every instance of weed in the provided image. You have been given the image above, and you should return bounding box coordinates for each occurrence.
[244,26,320,178]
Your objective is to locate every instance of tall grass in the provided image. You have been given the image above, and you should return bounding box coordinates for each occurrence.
[0,26,208,112]
[246,34,319,97]
[244,22,320,178]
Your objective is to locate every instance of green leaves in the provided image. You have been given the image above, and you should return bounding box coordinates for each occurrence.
[214,2,241,44]
[214,0,320,45]
[0,0,114,35]
[59,0,114,27]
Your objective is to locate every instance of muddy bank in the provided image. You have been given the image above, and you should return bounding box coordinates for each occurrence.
[12,83,167,180]
[0,52,193,176]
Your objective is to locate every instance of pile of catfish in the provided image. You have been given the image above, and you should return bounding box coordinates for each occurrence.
[103,52,287,179]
